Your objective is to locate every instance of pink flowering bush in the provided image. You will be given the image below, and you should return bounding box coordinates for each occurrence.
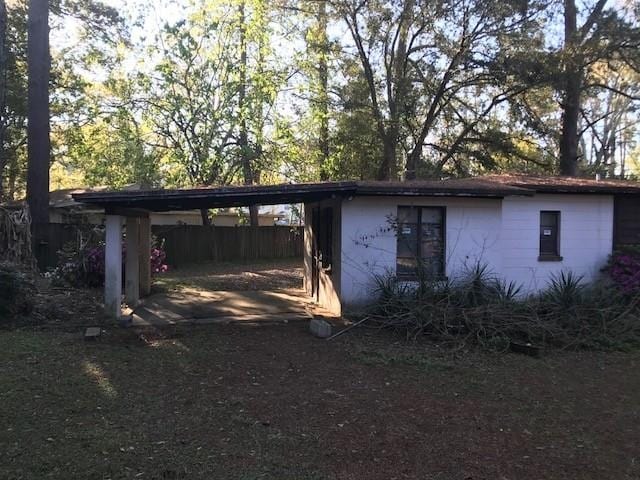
[151,247,169,273]
[608,248,640,294]
[52,232,168,288]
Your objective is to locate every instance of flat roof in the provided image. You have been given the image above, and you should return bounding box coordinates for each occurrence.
[72,175,640,212]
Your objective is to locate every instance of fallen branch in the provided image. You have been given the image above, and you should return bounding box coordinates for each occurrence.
[326,316,370,341]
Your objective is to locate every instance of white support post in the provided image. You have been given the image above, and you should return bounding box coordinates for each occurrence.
[138,216,151,297]
[125,217,140,306]
[105,215,123,318]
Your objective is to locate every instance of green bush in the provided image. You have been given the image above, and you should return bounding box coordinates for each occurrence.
[367,263,640,351]
[0,263,35,323]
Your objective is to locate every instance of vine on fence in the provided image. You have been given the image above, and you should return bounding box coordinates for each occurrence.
[0,205,36,269]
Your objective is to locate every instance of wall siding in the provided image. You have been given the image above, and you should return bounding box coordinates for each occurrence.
[338,193,615,309]
[340,196,503,309]
[501,194,613,292]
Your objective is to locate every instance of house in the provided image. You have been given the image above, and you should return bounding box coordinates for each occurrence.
[73,175,640,318]
[8,187,288,226]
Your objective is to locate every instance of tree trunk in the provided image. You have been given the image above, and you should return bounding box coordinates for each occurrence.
[317,0,330,180]
[0,0,8,200]
[378,137,396,180]
[558,0,608,176]
[200,208,211,226]
[238,1,259,227]
[392,0,413,180]
[0,0,8,202]
[559,69,581,176]
[26,0,50,225]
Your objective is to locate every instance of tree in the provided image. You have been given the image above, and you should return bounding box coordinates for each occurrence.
[580,65,640,177]
[26,0,50,226]
[335,0,546,180]
[558,0,640,175]
[0,0,9,200]
[0,0,124,200]
[305,0,331,180]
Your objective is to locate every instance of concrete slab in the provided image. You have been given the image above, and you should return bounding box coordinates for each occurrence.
[132,288,332,327]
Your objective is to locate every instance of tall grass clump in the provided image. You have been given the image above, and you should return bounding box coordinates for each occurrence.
[366,262,640,351]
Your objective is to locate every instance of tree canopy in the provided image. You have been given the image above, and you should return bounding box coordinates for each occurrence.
[2,0,640,204]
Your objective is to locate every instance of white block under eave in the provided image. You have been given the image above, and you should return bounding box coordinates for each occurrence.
[125,217,140,306]
[105,215,123,318]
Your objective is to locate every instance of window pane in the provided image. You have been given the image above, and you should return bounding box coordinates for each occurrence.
[397,206,445,278]
[421,208,442,224]
[541,212,557,228]
[421,225,442,255]
[397,206,418,223]
[421,216,443,278]
[540,211,559,256]
[419,256,444,277]
[397,257,417,276]
[397,223,418,257]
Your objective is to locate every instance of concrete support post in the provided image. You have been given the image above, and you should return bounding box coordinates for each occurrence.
[125,217,140,306]
[105,215,123,318]
[138,216,151,297]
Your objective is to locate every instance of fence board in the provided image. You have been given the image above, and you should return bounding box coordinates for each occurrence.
[151,225,303,266]
[34,223,303,270]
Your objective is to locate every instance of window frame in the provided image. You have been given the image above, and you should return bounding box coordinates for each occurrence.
[396,205,446,280]
[538,210,562,261]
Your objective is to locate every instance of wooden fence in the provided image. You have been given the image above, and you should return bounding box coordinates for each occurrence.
[33,223,304,270]
[33,223,89,271]
[153,225,303,266]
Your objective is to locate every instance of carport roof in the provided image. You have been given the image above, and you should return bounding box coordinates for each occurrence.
[72,175,640,212]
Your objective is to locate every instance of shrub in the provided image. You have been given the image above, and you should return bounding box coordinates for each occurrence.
[366,263,640,351]
[607,247,640,294]
[50,228,168,288]
[0,263,35,323]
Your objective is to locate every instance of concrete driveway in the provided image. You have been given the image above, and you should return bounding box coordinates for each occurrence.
[131,288,321,326]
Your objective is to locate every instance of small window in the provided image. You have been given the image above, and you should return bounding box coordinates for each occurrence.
[396,206,445,279]
[539,211,561,260]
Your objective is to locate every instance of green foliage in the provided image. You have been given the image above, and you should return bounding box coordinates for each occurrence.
[367,264,640,351]
[0,262,35,323]
[542,271,585,309]
[2,0,639,192]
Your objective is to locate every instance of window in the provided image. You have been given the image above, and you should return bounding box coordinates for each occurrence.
[396,206,445,279]
[539,211,561,260]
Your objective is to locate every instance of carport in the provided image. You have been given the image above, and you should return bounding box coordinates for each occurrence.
[73,182,357,319]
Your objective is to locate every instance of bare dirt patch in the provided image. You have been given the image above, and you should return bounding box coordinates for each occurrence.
[153,258,303,292]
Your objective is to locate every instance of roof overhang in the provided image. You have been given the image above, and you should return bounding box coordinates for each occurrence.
[72,180,531,213]
[73,182,358,212]
[71,176,640,214]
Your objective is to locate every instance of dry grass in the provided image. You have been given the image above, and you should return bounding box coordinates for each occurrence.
[1,323,639,480]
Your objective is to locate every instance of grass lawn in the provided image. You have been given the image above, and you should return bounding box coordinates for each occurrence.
[1,322,639,480]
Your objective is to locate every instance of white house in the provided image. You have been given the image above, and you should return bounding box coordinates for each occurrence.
[302,175,640,315]
[73,175,640,318]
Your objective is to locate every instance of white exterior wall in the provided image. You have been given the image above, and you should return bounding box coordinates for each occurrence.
[340,196,503,309]
[338,193,615,309]
[501,194,613,292]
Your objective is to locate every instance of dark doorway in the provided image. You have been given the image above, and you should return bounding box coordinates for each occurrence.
[311,206,334,301]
